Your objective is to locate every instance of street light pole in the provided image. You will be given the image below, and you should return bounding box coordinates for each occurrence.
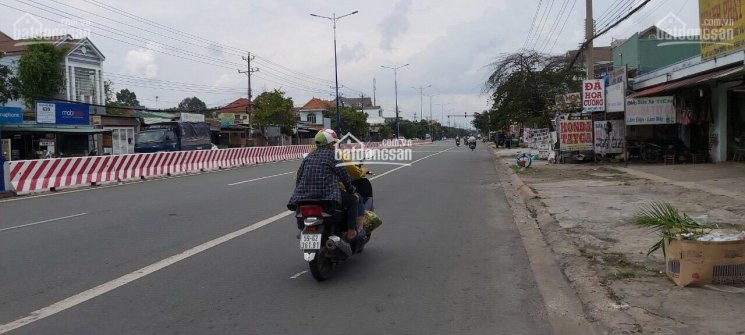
[311,10,358,134]
[381,64,409,139]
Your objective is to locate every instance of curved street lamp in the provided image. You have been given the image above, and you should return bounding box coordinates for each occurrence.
[310,10,358,134]
[380,64,409,139]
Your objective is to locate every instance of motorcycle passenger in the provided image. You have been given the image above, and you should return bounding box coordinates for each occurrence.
[289,129,363,241]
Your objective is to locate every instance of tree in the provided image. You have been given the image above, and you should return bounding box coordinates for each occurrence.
[483,51,582,131]
[379,123,393,139]
[252,89,295,135]
[178,97,207,113]
[115,89,140,107]
[103,79,114,106]
[15,41,67,108]
[326,106,369,138]
[0,54,18,105]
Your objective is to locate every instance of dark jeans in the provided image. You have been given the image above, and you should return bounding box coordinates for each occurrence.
[340,192,358,230]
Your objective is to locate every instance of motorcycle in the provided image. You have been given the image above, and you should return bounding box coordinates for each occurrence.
[469,142,476,151]
[292,195,372,281]
[455,139,460,147]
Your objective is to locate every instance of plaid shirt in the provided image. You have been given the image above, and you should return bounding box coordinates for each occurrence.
[289,147,354,205]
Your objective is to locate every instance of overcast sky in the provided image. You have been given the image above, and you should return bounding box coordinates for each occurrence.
[0,0,699,127]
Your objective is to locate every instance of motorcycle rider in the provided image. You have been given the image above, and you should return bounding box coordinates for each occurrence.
[468,135,477,146]
[289,129,364,241]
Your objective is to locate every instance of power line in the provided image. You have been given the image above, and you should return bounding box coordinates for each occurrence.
[596,0,635,32]
[548,0,579,53]
[530,0,557,50]
[538,0,571,53]
[16,0,332,92]
[523,0,544,49]
[567,0,653,70]
[0,1,332,95]
[80,0,338,87]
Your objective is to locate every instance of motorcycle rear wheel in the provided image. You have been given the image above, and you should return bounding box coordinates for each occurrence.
[309,249,334,281]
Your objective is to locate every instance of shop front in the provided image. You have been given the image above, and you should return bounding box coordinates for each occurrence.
[0,124,109,160]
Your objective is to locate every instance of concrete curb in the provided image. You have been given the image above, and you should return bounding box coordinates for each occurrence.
[489,146,600,335]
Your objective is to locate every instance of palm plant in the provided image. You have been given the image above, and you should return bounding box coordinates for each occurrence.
[631,202,715,257]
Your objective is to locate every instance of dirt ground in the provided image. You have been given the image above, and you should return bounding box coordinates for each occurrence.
[495,148,745,334]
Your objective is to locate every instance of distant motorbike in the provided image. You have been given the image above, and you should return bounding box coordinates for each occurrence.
[455,139,460,147]
[469,142,476,151]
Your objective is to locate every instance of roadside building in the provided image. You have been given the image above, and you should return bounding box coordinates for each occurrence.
[216,98,252,147]
[624,19,745,163]
[297,98,332,144]
[0,32,110,159]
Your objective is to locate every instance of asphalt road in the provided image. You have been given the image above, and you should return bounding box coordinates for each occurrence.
[0,142,552,335]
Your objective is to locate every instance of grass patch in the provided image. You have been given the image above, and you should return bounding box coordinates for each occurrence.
[605,286,623,303]
[611,270,637,280]
[578,247,599,262]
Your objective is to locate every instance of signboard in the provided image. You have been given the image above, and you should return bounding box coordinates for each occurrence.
[583,80,605,112]
[625,96,676,125]
[39,139,55,146]
[0,107,23,124]
[531,128,551,158]
[606,67,627,112]
[180,112,205,122]
[594,120,625,154]
[700,0,745,60]
[559,119,593,151]
[554,92,582,111]
[35,101,90,125]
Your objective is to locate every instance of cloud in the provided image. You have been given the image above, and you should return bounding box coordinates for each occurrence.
[338,42,366,63]
[379,0,413,51]
[123,48,158,78]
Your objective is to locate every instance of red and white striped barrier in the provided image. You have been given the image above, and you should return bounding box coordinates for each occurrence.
[6,145,312,195]
[4,140,433,195]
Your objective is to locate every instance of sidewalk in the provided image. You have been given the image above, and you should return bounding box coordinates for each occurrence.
[493,147,745,334]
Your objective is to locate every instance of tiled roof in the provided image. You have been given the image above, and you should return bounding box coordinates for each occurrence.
[219,98,252,113]
[301,97,334,110]
[0,33,80,55]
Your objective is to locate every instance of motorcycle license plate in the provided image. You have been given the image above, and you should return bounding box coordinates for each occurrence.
[300,234,322,250]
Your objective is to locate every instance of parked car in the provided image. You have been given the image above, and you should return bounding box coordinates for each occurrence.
[135,121,213,153]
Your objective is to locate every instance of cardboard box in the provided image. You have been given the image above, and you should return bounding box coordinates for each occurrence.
[665,238,745,287]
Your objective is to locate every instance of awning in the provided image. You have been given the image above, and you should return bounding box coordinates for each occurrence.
[629,66,743,98]
[0,125,110,133]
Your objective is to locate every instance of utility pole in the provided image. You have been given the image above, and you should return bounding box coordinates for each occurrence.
[585,0,594,79]
[412,84,431,122]
[239,52,259,136]
[373,77,377,106]
[381,64,409,139]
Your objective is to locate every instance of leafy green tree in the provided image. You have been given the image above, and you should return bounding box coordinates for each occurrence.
[103,79,114,106]
[178,97,212,117]
[0,54,18,105]
[326,105,369,138]
[115,89,140,107]
[15,41,67,108]
[252,89,295,135]
[379,123,393,139]
[484,51,582,130]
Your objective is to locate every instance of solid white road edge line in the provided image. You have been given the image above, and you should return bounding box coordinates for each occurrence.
[0,146,452,334]
[228,171,294,186]
[0,213,89,233]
